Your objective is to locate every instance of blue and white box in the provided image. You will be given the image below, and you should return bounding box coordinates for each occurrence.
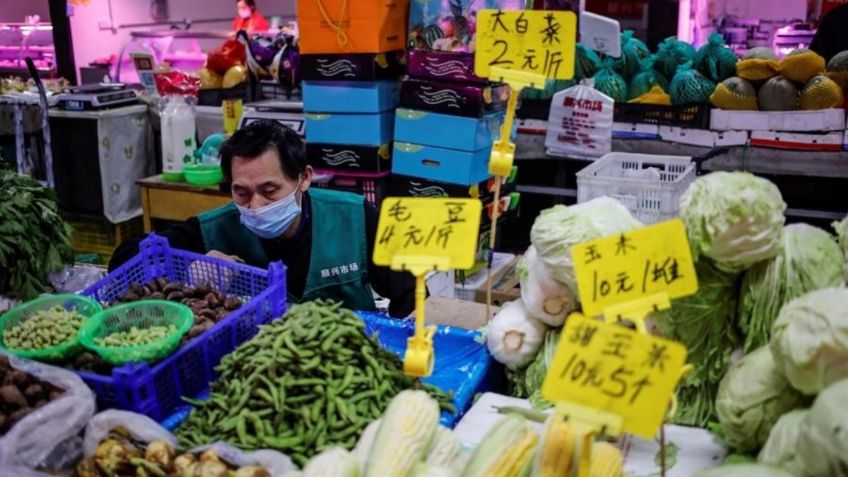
[393,108,504,150]
[306,111,394,147]
[302,80,400,114]
[392,142,492,186]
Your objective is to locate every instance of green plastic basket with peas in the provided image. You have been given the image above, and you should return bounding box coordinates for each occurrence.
[79,300,194,365]
[0,294,103,361]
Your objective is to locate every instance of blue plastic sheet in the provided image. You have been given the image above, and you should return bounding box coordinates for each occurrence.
[161,310,492,430]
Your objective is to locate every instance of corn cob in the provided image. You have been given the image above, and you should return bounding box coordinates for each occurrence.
[364,390,441,477]
[412,462,460,477]
[301,447,360,477]
[426,426,463,470]
[532,416,576,477]
[353,418,383,474]
[462,414,539,477]
[589,442,624,477]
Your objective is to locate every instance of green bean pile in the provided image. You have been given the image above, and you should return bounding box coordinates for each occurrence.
[94,325,177,347]
[3,306,85,350]
[176,300,454,466]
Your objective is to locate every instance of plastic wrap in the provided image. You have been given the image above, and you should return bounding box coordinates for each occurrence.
[0,352,96,470]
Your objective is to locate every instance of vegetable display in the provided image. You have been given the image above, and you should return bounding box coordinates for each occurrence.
[679,171,786,273]
[758,409,808,473]
[793,378,848,477]
[769,287,848,395]
[738,223,845,352]
[75,434,271,477]
[0,170,73,300]
[653,261,741,426]
[486,299,547,369]
[2,306,85,351]
[175,300,453,466]
[516,246,575,327]
[715,346,804,453]
[530,197,641,297]
[93,325,178,348]
[0,354,64,434]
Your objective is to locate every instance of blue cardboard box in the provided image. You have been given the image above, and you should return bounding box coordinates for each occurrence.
[394,108,504,151]
[392,141,491,186]
[306,111,394,147]
[303,80,400,114]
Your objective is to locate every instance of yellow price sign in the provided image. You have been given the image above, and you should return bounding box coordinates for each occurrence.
[541,314,688,438]
[373,198,482,270]
[571,219,698,319]
[475,9,577,80]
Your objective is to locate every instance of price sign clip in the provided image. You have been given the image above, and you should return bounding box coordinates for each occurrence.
[487,67,546,177]
[393,255,450,377]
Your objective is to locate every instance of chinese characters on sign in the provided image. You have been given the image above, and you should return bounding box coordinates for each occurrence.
[475,10,577,80]
[570,219,698,318]
[372,198,482,271]
[541,314,688,438]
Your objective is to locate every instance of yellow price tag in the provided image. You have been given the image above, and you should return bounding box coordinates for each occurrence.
[475,9,577,80]
[373,198,482,271]
[571,219,698,319]
[541,314,688,438]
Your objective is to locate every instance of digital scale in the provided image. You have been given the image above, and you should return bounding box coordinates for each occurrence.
[238,99,305,136]
[54,83,139,111]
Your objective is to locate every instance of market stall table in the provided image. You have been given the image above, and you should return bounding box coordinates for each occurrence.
[137,175,231,232]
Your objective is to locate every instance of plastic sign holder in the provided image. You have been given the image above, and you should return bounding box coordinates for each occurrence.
[474,9,577,318]
[541,219,699,477]
[373,198,482,377]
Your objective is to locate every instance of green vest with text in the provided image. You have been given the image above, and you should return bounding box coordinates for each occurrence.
[197,189,376,310]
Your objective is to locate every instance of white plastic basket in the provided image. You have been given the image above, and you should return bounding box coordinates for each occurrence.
[576,152,696,224]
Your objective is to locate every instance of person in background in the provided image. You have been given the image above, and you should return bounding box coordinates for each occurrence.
[111,121,416,317]
[810,3,848,62]
[232,0,269,33]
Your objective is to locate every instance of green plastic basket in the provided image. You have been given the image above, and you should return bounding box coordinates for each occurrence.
[79,301,194,365]
[0,294,103,361]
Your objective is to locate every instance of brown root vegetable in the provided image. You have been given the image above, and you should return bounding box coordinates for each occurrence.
[11,370,29,386]
[149,292,166,300]
[94,438,138,474]
[120,292,141,302]
[198,309,217,321]
[167,291,186,301]
[75,457,101,477]
[194,283,213,297]
[156,277,169,291]
[198,449,222,463]
[23,383,44,403]
[204,293,220,308]
[223,297,242,311]
[194,460,229,477]
[163,283,183,295]
[0,384,28,409]
[233,466,270,477]
[187,325,206,340]
[173,453,197,474]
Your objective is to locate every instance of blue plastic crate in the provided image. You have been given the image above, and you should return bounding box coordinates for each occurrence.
[160,310,492,430]
[79,234,287,421]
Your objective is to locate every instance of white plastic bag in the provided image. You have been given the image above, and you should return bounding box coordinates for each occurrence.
[0,466,54,477]
[545,82,614,159]
[83,411,296,476]
[0,352,96,470]
[49,264,107,293]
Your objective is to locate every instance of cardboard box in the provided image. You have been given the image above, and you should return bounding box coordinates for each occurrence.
[407,50,487,84]
[400,78,510,118]
[297,0,409,54]
[613,122,660,140]
[307,143,392,172]
[302,80,400,113]
[658,126,748,147]
[710,108,846,132]
[305,111,394,147]
[394,108,504,151]
[300,51,406,81]
[750,130,845,151]
[390,173,516,201]
[455,253,516,299]
[393,142,492,186]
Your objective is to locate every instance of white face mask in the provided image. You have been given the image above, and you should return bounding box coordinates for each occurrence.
[238,8,252,19]
[236,181,302,239]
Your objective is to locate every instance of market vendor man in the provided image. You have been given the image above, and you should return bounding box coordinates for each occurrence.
[111,120,415,316]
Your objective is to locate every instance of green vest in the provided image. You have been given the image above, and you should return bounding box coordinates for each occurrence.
[197,189,376,311]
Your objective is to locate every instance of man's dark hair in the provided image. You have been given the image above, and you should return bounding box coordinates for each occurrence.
[220,120,306,185]
[238,0,257,8]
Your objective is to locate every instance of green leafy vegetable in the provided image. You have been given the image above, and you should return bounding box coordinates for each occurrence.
[0,171,73,300]
[833,215,848,282]
[716,347,804,453]
[679,171,786,273]
[758,408,808,474]
[770,287,848,395]
[794,378,848,477]
[739,223,845,352]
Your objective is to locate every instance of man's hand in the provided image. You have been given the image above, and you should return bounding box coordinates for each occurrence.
[206,250,245,263]
[189,250,244,292]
